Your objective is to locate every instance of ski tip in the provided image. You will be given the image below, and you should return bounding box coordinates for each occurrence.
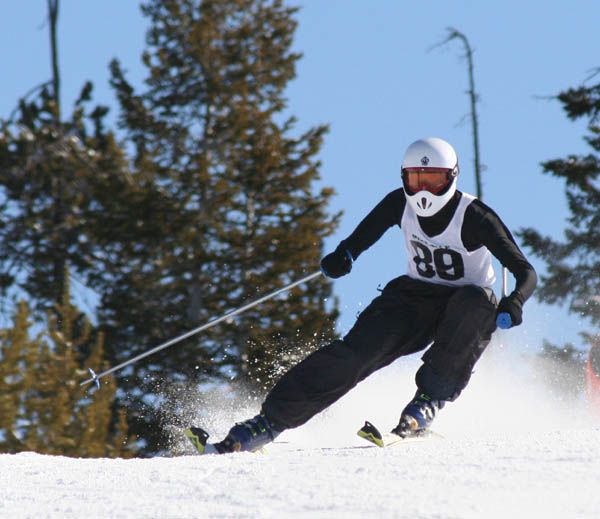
[357,420,385,448]
[184,426,210,454]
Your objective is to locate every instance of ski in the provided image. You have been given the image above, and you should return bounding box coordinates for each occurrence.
[184,426,220,455]
[185,421,440,454]
[183,426,268,455]
[357,420,441,448]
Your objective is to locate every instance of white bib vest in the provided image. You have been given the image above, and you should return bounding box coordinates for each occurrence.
[401,192,496,288]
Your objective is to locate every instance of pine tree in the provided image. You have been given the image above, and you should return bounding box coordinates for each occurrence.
[0,301,37,451]
[0,2,171,456]
[519,75,600,355]
[0,0,146,316]
[0,272,132,457]
[0,82,107,307]
[104,0,340,453]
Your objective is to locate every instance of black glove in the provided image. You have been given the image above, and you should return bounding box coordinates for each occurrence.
[496,292,524,329]
[320,244,353,279]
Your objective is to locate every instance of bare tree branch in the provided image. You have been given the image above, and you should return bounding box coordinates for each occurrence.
[429,27,483,199]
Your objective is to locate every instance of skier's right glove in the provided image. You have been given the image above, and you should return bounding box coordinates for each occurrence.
[320,243,353,279]
[496,292,524,329]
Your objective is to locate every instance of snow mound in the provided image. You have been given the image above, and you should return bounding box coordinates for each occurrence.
[1,428,599,518]
[2,343,599,518]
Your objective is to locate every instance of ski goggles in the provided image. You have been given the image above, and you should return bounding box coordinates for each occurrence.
[402,167,455,194]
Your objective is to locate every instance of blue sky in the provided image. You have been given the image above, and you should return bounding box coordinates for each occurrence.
[1,1,598,353]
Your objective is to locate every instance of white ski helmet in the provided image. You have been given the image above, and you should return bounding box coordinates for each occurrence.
[401,137,459,217]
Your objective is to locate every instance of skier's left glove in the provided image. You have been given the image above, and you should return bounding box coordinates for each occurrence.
[496,292,524,329]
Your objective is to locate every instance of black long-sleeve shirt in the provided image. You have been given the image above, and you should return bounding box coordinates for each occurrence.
[341,189,537,302]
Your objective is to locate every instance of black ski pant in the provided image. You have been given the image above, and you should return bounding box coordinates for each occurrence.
[262,275,498,431]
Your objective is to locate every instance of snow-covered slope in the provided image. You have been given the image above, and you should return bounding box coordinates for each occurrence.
[2,428,599,519]
[2,346,599,518]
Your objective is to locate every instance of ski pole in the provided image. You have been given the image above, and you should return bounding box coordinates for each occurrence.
[496,267,511,329]
[81,270,322,388]
[502,266,508,298]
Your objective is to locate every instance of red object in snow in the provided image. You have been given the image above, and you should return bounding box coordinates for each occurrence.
[585,344,600,415]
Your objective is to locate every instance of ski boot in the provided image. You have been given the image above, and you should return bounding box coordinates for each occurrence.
[391,392,445,438]
[213,413,281,454]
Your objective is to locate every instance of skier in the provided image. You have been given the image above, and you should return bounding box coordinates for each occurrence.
[186,137,537,454]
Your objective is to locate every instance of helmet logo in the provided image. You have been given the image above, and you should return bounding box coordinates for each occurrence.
[420,156,429,166]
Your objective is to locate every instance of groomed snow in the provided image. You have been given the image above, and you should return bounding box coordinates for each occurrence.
[2,345,599,518]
